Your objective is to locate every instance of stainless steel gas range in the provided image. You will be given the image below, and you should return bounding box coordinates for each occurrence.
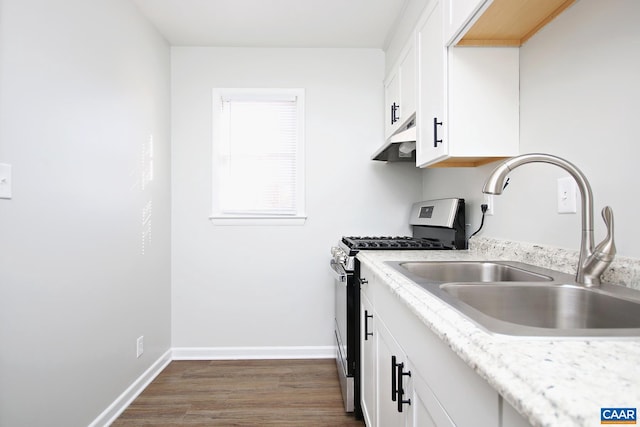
[329,198,466,417]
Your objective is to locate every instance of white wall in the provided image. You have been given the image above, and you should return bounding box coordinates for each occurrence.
[422,0,640,258]
[0,1,172,426]
[171,47,422,350]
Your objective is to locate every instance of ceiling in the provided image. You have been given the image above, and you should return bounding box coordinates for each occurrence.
[131,0,408,48]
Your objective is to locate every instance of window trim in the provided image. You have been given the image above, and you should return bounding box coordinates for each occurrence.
[209,88,306,226]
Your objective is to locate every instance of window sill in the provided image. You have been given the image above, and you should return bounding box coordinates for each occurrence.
[209,215,307,226]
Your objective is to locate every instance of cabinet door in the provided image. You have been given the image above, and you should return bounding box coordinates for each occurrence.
[409,364,456,427]
[360,293,377,427]
[376,319,410,427]
[370,265,500,427]
[384,70,401,139]
[399,42,417,123]
[417,0,448,167]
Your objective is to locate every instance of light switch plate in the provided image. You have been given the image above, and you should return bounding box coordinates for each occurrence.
[0,163,12,199]
[557,176,577,214]
[136,336,144,358]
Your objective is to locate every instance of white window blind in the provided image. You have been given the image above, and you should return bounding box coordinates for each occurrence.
[211,89,305,224]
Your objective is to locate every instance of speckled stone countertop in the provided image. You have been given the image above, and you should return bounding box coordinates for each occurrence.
[356,237,640,427]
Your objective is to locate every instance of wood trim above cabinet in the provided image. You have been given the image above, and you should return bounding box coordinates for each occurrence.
[426,156,508,168]
[457,0,576,46]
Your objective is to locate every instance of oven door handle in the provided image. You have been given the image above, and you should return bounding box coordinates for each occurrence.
[330,259,347,283]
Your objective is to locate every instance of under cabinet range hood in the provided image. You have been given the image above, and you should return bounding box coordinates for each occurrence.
[372,116,416,162]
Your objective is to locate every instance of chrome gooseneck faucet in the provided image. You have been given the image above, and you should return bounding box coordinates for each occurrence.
[482,153,616,286]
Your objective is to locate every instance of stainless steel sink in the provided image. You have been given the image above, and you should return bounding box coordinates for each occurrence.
[386,260,640,337]
[442,284,640,334]
[396,261,553,283]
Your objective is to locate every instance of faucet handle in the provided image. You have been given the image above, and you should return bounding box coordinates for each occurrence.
[596,206,616,261]
[602,206,614,228]
[581,206,616,286]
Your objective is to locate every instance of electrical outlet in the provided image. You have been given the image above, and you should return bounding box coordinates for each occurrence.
[484,194,494,216]
[136,336,144,358]
[557,177,577,214]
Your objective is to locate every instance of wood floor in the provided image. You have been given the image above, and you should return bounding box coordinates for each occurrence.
[112,359,365,426]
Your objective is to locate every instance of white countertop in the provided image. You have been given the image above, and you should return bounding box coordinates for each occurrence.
[356,246,640,427]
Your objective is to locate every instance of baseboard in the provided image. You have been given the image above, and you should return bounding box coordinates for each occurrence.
[172,345,336,360]
[89,349,172,427]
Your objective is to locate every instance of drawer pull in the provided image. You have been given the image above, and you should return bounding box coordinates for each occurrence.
[364,310,374,340]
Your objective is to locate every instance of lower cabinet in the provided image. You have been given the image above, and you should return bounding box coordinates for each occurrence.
[363,290,454,427]
[360,293,377,427]
[359,262,531,427]
[376,318,409,427]
[411,366,456,427]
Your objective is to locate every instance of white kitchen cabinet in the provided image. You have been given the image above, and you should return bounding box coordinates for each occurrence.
[399,42,416,128]
[416,0,446,166]
[384,39,417,140]
[384,70,400,139]
[362,306,457,427]
[359,259,508,427]
[362,274,424,427]
[409,365,455,427]
[416,0,519,168]
[376,318,410,427]
[360,292,377,427]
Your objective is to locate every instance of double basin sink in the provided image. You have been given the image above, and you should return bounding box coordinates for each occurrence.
[386,260,640,337]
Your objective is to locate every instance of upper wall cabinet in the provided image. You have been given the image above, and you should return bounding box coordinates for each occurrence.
[384,70,401,139]
[384,40,417,140]
[374,0,574,166]
[416,0,519,168]
[445,0,576,46]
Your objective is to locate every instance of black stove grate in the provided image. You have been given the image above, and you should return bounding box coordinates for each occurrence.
[341,236,453,250]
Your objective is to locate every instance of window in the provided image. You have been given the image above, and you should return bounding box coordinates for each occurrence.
[210,88,305,225]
